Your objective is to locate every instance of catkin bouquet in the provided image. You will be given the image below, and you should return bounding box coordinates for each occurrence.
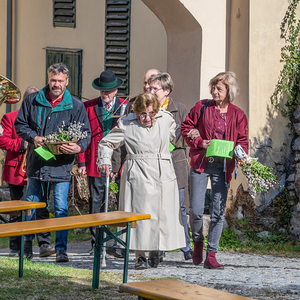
[234,145,278,198]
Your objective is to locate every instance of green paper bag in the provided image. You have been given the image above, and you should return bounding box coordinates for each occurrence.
[206,139,234,158]
[34,146,56,161]
[169,143,175,152]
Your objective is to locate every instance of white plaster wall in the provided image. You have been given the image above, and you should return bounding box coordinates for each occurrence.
[180,0,227,100]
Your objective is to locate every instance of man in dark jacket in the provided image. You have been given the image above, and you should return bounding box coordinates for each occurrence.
[77,70,127,256]
[15,63,91,263]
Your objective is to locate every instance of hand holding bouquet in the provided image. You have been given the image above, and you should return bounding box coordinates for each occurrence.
[234,145,278,198]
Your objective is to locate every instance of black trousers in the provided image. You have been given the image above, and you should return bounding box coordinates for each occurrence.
[88,176,106,246]
[9,183,51,250]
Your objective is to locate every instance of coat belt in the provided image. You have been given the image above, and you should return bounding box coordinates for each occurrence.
[126,153,171,160]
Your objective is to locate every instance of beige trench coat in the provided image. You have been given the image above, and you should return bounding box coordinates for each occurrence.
[97,110,185,251]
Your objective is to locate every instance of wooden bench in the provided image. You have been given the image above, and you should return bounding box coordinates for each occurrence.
[120,279,255,300]
[0,210,151,289]
[0,200,47,277]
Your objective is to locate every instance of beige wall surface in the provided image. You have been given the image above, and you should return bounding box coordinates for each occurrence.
[180,0,227,104]
[249,0,290,148]
[130,1,167,96]
[1,0,167,106]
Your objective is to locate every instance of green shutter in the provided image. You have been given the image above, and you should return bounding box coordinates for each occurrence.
[53,0,76,28]
[45,47,82,99]
[105,0,131,97]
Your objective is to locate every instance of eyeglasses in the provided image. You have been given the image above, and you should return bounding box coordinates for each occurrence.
[149,87,163,93]
[140,112,156,118]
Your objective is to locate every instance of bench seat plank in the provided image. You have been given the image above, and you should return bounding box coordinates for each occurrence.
[120,279,255,300]
[0,200,46,213]
[0,211,151,238]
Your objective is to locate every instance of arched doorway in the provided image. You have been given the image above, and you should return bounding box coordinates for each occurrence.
[142,0,202,109]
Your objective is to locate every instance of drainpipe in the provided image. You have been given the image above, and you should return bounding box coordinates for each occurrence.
[6,0,12,113]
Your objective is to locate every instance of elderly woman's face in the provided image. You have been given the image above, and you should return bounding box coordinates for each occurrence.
[139,105,156,127]
[211,81,228,103]
[149,81,169,104]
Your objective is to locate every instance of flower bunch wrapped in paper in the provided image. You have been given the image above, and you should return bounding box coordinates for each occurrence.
[234,145,278,198]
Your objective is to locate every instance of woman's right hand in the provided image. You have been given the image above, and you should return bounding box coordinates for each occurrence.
[202,139,212,149]
[187,128,200,140]
[98,164,112,178]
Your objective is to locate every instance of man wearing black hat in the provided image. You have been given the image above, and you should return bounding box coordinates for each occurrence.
[78,70,127,255]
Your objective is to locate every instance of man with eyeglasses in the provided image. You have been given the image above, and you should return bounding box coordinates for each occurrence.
[125,69,161,115]
[78,70,127,257]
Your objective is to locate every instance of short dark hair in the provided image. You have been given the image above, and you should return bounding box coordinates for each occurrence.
[47,63,70,79]
[132,93,160,115]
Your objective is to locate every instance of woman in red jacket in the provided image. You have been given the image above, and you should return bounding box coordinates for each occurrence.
[181,71,248,269]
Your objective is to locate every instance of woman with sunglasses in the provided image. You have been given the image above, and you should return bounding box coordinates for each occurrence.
[97,93,185,270]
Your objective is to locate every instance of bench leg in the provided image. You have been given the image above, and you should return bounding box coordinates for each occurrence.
[19,211,25,277]
[92,226,103,289]
[123,222,131,283]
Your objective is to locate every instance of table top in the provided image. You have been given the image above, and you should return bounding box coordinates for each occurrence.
[0,211,151,238]
[0,200,46,213]
[120,279,255,300]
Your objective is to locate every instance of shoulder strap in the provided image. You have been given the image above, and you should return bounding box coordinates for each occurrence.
[200,99,210,116]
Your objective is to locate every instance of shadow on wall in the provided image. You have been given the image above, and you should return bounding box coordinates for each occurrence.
[142,0,202,110]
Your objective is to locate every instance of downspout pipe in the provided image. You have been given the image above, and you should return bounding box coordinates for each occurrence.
[6,0,12,113]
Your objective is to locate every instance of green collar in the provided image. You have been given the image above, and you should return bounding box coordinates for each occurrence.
[35,85,74,113]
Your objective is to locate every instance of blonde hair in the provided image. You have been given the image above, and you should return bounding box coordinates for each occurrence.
[209,71,239,102]
[132,93,160,115]
[147,72,174,94]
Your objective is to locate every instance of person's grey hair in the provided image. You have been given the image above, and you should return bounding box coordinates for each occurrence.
[47,62,69,79]
[23,86,39,101]
[209,71,239,102]
[147,72,174,94]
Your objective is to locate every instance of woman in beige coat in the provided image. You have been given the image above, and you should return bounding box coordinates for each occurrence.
[97,93,185,269]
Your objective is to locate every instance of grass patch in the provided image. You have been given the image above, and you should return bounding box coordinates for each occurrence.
[0,257,148,300]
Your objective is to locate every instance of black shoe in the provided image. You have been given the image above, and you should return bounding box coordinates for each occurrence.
[159,251,165,262]
[39,244,55,257]
[9,249,19,257]
[148,251,159,268]
[106,246,125,258]
[24,241,33,260]
[135,256,147,270]
[183,250,193,260]
[56,250,69,263]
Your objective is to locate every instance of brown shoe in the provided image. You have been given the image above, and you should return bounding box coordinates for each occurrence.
[39,244,55,257]
[204,252,224,269]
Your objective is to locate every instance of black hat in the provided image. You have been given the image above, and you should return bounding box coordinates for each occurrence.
[92,70,124,91]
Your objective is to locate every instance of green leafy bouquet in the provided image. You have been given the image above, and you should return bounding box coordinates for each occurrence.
[234,145,278,198]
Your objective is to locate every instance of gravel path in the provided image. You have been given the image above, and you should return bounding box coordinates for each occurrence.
[1,241,299,300]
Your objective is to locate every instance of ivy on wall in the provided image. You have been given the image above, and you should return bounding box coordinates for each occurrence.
[271,0,300,132]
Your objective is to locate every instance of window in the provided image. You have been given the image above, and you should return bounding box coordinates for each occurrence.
[44,47,82,99]
[53,0,76,28]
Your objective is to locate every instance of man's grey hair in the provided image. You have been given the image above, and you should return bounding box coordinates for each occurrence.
[47,62,69,79]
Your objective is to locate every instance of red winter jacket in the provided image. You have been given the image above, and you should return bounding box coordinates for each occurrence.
[77,96,127,177]
[181,99,248,183]
[0,110,27,185]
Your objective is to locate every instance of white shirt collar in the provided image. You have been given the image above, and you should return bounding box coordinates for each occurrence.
[102,97,116,111]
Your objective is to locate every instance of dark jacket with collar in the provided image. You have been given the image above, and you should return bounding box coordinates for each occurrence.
[77,96,127,177]
[14,86,91,182]
[167,98,189,189]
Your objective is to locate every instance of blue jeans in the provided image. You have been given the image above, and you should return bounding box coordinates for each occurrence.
[189,160,228,253]
[25,178,69,251]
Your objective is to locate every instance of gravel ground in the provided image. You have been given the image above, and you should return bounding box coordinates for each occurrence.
[1,241,299,300]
